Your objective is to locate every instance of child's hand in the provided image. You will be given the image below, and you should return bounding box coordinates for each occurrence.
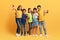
[12,4,15,10]
[26,14,30,19]
[44,10,48,16]
[44,10,48,13]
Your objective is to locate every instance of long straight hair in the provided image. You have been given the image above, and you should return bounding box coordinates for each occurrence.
[17,5,22,11]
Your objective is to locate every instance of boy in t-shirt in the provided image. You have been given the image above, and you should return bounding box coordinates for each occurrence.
[21,9,27,36]
[37,5,48,38]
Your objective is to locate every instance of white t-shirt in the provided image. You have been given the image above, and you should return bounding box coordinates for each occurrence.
[33,13,38,19]
[33,13,38,22]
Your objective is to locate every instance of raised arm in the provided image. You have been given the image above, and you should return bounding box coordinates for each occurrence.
[12,4,17,18]
[43,10,48,16]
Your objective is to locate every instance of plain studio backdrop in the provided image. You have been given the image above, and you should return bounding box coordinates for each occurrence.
[0,0,60,40]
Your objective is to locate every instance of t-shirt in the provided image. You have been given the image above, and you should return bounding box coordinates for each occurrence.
[38,10,45,21]
[16,10,22,18]
[28,13,33,23]
[21,13,27,23]
[33,13,38,22]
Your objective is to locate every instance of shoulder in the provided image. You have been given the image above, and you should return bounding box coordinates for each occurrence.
[24,14,27,16]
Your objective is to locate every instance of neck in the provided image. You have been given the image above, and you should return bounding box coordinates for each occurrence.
[38,9,41,11]
[23,13,25,14]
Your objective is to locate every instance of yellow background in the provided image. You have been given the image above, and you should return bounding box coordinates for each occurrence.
[0,0,60,40]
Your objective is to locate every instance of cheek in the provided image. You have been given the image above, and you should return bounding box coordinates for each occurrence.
[20,7,22,9]
[35,11,36,12]
[24,11,26,13]
[30,10,32,12]
[39,8,41,9]
[39,8,40,10]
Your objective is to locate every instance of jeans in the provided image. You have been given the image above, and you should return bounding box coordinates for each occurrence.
[21,23,26,35]
[27,22,32,34]
[39,21,47,35]
[16,18,21,34]
[32,21,38,27]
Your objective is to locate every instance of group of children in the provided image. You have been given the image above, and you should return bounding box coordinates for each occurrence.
[12,5,48,38]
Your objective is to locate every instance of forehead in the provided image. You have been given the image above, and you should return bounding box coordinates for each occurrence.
[34,10,36,11]
[38,7,41,8]
[23,10,25,11]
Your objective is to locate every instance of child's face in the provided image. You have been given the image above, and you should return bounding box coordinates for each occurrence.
[19,6,22,10]
[37,7,41,11]
[23,10,26,13]
[33,10,37,13]
[29,9,32,13]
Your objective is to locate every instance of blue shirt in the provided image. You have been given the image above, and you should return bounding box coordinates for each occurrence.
[21,13,27,23]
